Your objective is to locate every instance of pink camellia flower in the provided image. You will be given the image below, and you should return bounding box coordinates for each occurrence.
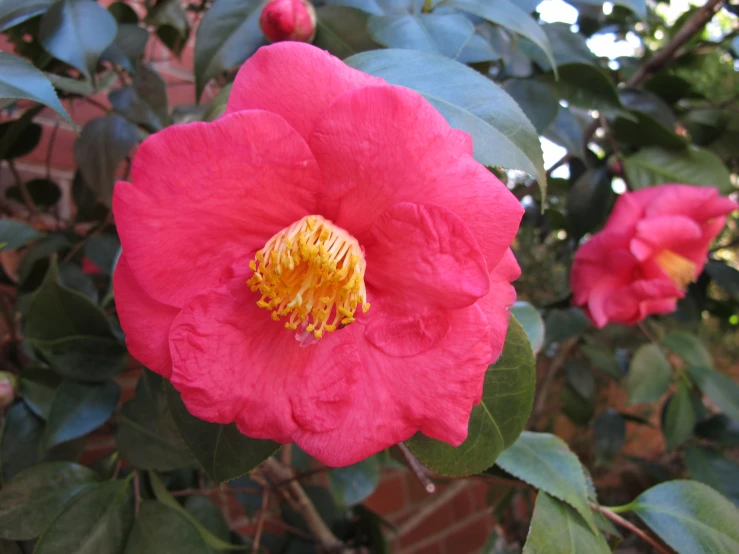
[571,185,737,328]
[113,43,523,466]
[0,372,17,410]
[259,0,316,43]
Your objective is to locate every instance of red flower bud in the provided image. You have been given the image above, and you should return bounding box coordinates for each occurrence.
[0,372,17,410]
[259,0,316,44]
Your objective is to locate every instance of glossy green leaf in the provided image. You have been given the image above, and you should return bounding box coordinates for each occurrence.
[662,332,713,368]
[626,344,673,404]
[631,481,739,554]
[328,456,380,506]
[346,49,546,191]
[0,220,44,251]
[124,500,211,554]
[580,343,622,379]
[166,384,279,483]
[576,0,647,19]
[84,234,120,276]
[42,380,120,450]
[497,431,597,531]
[685,446,739,506]
[552,63,627,117]
[368,13,475,60]
[0,120,41,160]
[0,462,99,540]
[523,23,595,70]
[545,307,590,345]
[523,493,609,554]
[0,540,21,554]
[405,316,535,477]
[45,71,117,96]
[0,0,55,31]
[26,260,127,382]
[194,0,266,100]
[567,167,614,238]
[593,409,625,465]
[695,414,739,447]
[39,0,117,79]
[6,179,62,208]
[623,146,733,193]
[706,260,739,300]
[101,23,148,74]
[511,301,545,354]
[18,366,61,420]
[503,79,559,134]
[612,111,687,150]
[687,366,739,422]
[34,478,134,554]
[184,496,231,542]
[117,370,195,471]
[147,0,190,56]
[560,383,595,426]
[313,5,381,59]
[565,362,595,402]
[109,64,170,131]
[74,114,139,207]
[663,381,696,450]
[0,52,71,124]
[544,105,588,159]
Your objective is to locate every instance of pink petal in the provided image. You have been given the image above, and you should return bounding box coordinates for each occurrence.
[603,278,681,325]
[113,255,179,377]
[113,110,321,308]
[308,85,523,271]
[365,202,489,310]
[226,42,384,140]
[294,301,492,466]
[630,215,702,261]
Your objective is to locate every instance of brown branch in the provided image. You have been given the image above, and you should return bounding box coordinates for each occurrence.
[530,337,579,427]
[261,457,345,553]
[45,122,59,181]
[252,490,269,554]
[396,481,467,537]
[7,160,39,218]
[170,486,264,497]
[133,471,141,518]
[590,503,671,554]
[399,442,436,493]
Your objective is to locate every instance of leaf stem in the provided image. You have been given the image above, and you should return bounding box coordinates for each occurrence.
[590,503,670,554]
[399,442,436,493]
[422,0,434,13]
[602,503,632,514]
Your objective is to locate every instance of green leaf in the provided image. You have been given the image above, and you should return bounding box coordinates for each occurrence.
[146,0,190,56]
[523,493,608,554]
[42,380,120,450]
[74,114,139,207]
[576,0,647,19]
[34,478,134,554]
[0,0,55,31]
[662,332,713,368]
[0,462,99,540]
[510,301,545,354]
[328,456,380,506]
[623,146,733,194]
[565,361,595,402]
[101,23,149,74]
[346,49,547,192]
[117,370,195,471]
[544,105,588,159]
[612,111,688,150]
[26,259,127,382]
[0,52,71,124]
[663,381,696,450]
[6,179,62,208]
[184,496,230,542]
[706,260,739,300]
[109,64,170,131]
[497,432,597,532]
[84,234,120,276]
[593,409,625,465]
[686,366,739,422]
[567,167,614,238]
[39,0,117,79]
[551,63,627,118]
[631,480,739,554]
[194,0,266,100]
[405,315,535,477]
[19,366,61,420]
[166,383,279,483]
[685,446,739,506]
[560,384,595,426]
[0,120,41,160]
[530,23,595,69]
[446,0,557,73]
[0,220,44,251]
[0,540,21,554]
[695,415,739,447]
[626,344,673,404]
[313,5,381,59]
[544,307,590,345]
[124,500,212,554]
[503,79,559,134]
[580,343,622,379]
[368,14,475,60]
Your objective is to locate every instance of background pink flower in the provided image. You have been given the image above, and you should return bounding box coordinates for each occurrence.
[571,185,738,328]
[113,42,523,467]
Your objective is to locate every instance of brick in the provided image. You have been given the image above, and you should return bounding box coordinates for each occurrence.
[442,514,493,554]
[399,502,455,549]
[407,541,444,554]
[405,470,434,505]
[19,125,77,171]
[450,487,474,520]
[364,473,407,516]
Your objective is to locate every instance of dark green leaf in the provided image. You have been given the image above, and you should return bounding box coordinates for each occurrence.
[39,0,117,79]
[0,462,99,540]
[560,384,595,426]
[6,179,62,208]
[685,446,739,506]
[631,480,739,554]
[166,383,279,483]
[42,380,120,450]
[59,262,98,302]
[687,366,739,422]
[593,409,625,465]
[619,88,677,129]
[524,23,594,69]
[368,14,475,60]
[283,485,337,534]
[117,371,195,471]
[101,23,148,74]
[45,71,117,96]
[626,344,673,404]
[567,167,614,238]
[566,362,595,403]
[503,79,559,134]
[544,105,587,159]
[0,220,44,251]
[109,64,170,131]
[123,500,211,554]
[0,53,71,124]
[0,121,41,160]
[523,493,609,554]
[545,307,590,345]
[74,114,139,207]
[623,146,733,194]
[695,414,739,447]
[34,478,134,554]
[346,49,547,191]
[551,63,627,117]
[18,366,61,420]
[0,0,55,31]
[405,316,535,476]
[184,496,230,542]
[147,0,190,56]
[510,301,545,354]
[580,343,622,379]
[84,234,120,276]
[194,0,266,100]
[108,1,138,24]
[706,260,739,300]
[663,381,696,450]
[497,431,597,531]
[662,332,713,368]
[612,111,687,150]
[0,540,20,554]
[313,5,381,59]
[328,456,380,506]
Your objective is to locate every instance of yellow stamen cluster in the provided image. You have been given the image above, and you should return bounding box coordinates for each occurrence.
[656,249,696,290]
[247,215,370,340]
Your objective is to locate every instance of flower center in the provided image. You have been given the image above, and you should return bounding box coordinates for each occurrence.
[247,215,370,340]
[656,249,696,290]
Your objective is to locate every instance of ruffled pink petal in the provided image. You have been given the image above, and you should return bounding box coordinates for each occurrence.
[114,110,321,308]
[113,255,179,377]
[643,185,724,220]
[676,216,728,271]
[605,189,661,229]
[630,215,703,261]
[293,300,492,467]
[603,278,681,325]
[365,202,489,310]
[308,85,523,271]
[168,280,360,443]
[225,42,384,140]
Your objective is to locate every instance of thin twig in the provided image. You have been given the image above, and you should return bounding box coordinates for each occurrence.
[133,471,141,518]
[170,486,264,497]
[637,321,661,345]
[252,490,269,554]
[530,337,579,426]
[590,503,670,554]
[62,210,114,264]
[399,442,436,493]
[112,459,122,480]
[396,481,467,537]
[45,122,59,181]
[7,160,39,218]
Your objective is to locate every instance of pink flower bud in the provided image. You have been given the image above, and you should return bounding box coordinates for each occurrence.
[0,372,17,410]
[259,0,316,44]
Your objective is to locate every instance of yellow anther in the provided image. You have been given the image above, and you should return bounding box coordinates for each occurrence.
[249,260,257,271]
[656,250,696,290]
